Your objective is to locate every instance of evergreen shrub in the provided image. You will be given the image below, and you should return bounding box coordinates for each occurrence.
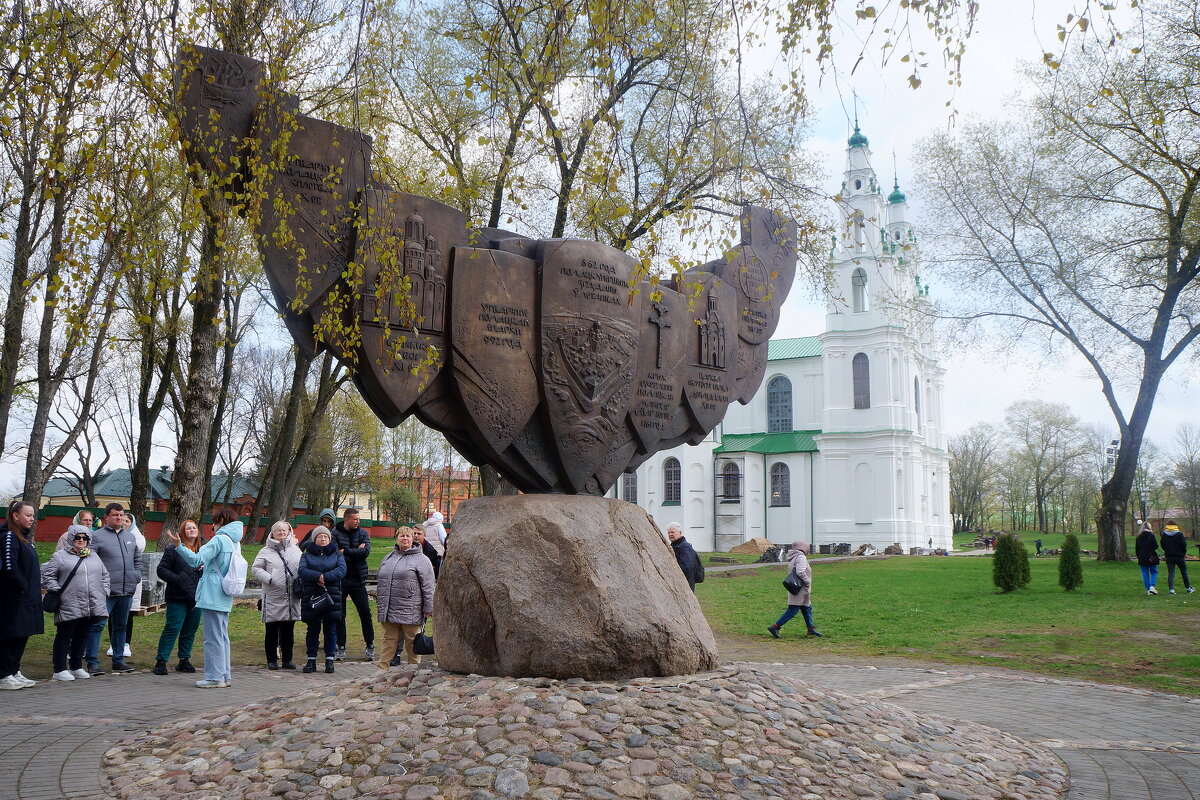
[1059,532,1083,591]
[993,533,1026,592]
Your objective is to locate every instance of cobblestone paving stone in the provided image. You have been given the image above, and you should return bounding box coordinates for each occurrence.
[1,658,1197,799]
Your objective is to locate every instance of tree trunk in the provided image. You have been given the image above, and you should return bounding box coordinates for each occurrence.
[278,353,342,516]
[0,168,37,456]
[204,289,241,504]
[256,349,312,541]
[165,213,224,531]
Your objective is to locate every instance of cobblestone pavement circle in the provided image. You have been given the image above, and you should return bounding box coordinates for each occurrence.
[1,660,1197,799]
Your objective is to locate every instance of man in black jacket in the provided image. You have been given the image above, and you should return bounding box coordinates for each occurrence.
[333,508,374,659]
[666,522,702,592]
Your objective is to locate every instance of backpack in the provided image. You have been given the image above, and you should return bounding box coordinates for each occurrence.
[693,552,706,584]
[220,540,248,596]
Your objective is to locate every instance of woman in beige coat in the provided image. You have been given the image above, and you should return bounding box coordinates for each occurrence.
[375,527,435,667]
[767,541,822,638]
[252,521,302,669]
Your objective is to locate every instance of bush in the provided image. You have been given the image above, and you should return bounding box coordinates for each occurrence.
[993,533,1029,592]
[1058,532,1083,591]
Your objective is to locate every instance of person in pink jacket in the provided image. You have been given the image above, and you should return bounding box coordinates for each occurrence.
[767,541,823,638]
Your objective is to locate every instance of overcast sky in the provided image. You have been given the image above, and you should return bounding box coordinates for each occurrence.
[770,0,1196,452]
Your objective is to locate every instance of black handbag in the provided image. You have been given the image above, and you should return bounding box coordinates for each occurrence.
[308,591,334,613]
[782,568,808,595]
[413,624,435,655]
[43,556,85,613]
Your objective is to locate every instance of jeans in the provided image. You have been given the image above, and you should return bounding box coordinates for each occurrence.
[1165,558,1192,592]
[201,609,231,682]
[156,601,202,661]
[86,595,132,665]
[54,617,100,672]
[1140,565,1158,591]
[264,620,296,664]
[0,636,29,678]
[774,605,815,630]
[337,583,374,650]
[306,619,337,659]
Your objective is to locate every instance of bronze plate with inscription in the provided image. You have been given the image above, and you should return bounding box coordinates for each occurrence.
[678,272,736,432]
[175,46,264,188]
[628,283,689,454]
[450,248,539,457]
[539,240,640,493]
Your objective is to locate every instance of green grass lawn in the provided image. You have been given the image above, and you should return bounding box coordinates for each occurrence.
[697,555,1200,696]
[952,529,1102,553]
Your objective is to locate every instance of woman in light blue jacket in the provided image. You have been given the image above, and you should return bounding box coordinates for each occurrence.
[167,507,243,688]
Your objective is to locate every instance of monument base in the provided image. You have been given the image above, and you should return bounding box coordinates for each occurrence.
[432,494,719,679]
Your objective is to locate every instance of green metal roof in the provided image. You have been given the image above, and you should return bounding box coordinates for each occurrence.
[714,430,821,454]
[848,124,869,147]
[768,337,822,360]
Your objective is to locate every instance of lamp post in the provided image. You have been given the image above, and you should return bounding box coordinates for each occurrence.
[1140,488,1149,526]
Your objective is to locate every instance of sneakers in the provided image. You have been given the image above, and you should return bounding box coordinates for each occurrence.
[52,670,75,681]
[0,675,25,690]
[175,658,196,673]
[335,647,346,661]
[1148,586,1158,595]
[70,668,91,680]
[364,645,376,660]
[152,659,168,676]
[87,662,105,676]
[14,672,35,686]
[111,660,135,673]
[105,644,133,658]
[1189,586,1196,594]
[195,679,229,688]
[1170,589,1177,595]
[767,624,781,639]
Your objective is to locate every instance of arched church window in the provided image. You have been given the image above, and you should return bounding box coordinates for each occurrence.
[720,462,741,502]
[851,268,868,312]
[853,353,871,409]
[622,471,638,504]
[854,179,862,190]
[663,458,681,504]
[770,463,790,507]
[914,377,922,433]
[767,376,792,432]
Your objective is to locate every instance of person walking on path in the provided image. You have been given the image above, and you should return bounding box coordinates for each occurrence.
[298,527,345,674]
[376,527,435,668]
[1135,523,1161,596]
[1160,521,1195,595]
[252,520,302,670]
[332,508,373,661]
[166,507,243,688]
[665,522,702,592]
[0,501,44,689]
[153,519,203,675]
[84,503,141,674]
[768,541,823,638]
[40,526,108,681]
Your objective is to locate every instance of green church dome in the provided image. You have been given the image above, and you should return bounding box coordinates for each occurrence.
[888,178,906,204]
[848,124,869,147]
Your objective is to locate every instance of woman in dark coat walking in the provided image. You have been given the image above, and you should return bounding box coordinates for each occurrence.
[0,501,43,689]
[298,527,346,674]
[1135,523,1160,596]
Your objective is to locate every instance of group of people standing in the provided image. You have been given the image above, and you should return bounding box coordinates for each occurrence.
[0,500,444,689]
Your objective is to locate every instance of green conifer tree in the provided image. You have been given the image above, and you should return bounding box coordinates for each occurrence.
[992,533,1023,592]
[1015,539,1032,587]
[1059,532,1083,591]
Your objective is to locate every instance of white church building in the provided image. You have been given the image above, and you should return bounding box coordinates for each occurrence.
[615,125,952,553]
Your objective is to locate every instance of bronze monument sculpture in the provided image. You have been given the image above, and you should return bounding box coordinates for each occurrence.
[178,45,796,677]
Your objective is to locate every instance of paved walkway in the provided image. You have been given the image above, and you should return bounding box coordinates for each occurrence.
[2,659,1198,799]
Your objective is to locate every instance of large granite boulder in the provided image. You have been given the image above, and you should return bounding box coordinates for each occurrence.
[433,495,719,679]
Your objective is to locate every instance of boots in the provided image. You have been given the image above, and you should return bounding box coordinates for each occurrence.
[267,661,279,670]
[325,658,335,674]
[767,624,781,639]
[152,658,168,676]
[303,658,317,673]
